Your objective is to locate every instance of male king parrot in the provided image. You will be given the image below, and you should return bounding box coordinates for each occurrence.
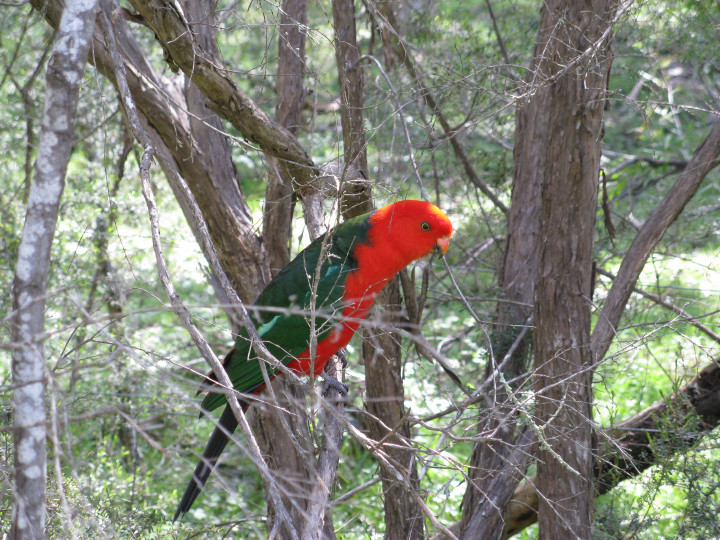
[174,199,453,519]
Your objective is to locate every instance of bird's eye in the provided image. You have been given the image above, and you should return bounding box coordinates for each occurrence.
[420,221,431,231]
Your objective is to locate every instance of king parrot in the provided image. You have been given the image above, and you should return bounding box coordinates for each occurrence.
[174,199,453,519]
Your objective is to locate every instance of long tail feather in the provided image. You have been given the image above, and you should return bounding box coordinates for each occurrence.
[173,405,240,520]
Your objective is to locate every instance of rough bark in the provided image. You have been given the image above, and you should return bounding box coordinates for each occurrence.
[263,0,307,273]
[502,359,720,538]
[363,283,425,540]
[251,384,317,537]
[332,0,373,216]
[302,354,346,540]
[531,2,617,538]
[11,0,98,536]
[333,0,424,536]
[457,0,547,532]
[489,13,719,540]
[247,0,326,536]
[458,0,614,536]
[181,0,270,300]
[462,43,719,540]
[263,155,295,273]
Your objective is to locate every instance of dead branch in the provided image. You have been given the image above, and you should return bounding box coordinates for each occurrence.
[596,266,720,346]
[366,1,508,214]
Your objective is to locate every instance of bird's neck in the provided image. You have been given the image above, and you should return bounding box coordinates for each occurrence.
[344,236,407,308]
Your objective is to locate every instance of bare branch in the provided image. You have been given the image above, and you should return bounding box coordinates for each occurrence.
[483,0,518,83]
[359,54,430,201]
[302,355,346,539]
[12,27,54,202]
[595,267,720,346]
[365,1,508,214]
[591,119,720,363]
[125,0,321,194]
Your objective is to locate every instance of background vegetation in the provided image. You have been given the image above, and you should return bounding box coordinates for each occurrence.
[1,0,719,538]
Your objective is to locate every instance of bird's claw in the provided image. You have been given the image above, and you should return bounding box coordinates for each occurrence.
[322,374,348,397]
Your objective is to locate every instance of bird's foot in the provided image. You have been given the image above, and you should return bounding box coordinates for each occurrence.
[322,374,348,397]
[337,349,348,368]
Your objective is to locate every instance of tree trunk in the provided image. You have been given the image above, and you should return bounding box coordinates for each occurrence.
[251,384,319,536]
[502,358,720,538]
[11,0,98,536]
[263,0,307,272]
[332,0,424,536]
[459,0,615,536]
[363,282,425,540]
[530,2,617,538]
[249,0,328,535]
[182,0,271,300]
[332,0,372,217]
[458,11,546,534]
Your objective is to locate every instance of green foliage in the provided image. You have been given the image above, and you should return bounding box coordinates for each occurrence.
[1,0,720,537]
[596,431,720,539]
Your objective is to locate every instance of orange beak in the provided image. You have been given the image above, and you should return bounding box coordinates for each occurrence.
[436,235,451,255]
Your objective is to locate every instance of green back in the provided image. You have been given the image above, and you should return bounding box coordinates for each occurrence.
[201,212,373,411]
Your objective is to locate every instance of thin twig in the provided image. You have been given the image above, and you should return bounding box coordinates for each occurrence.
[359,54,430,201]
[483,0,517,83]
[440,255,495,367]
[596,267,720,345]
[364,1,508,214]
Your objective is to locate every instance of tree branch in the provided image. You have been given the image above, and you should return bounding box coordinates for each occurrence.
[334,0,426,536]
[125,0,321,193]
[595,267,720,346]
[31,0,272,303]
[262,0,307,273]
[591,119,720,363]
[366,1,508,214]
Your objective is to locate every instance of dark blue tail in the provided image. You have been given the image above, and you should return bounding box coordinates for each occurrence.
[173,405,240,521]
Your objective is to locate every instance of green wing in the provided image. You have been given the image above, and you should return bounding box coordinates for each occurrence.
[201,214,372,411]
